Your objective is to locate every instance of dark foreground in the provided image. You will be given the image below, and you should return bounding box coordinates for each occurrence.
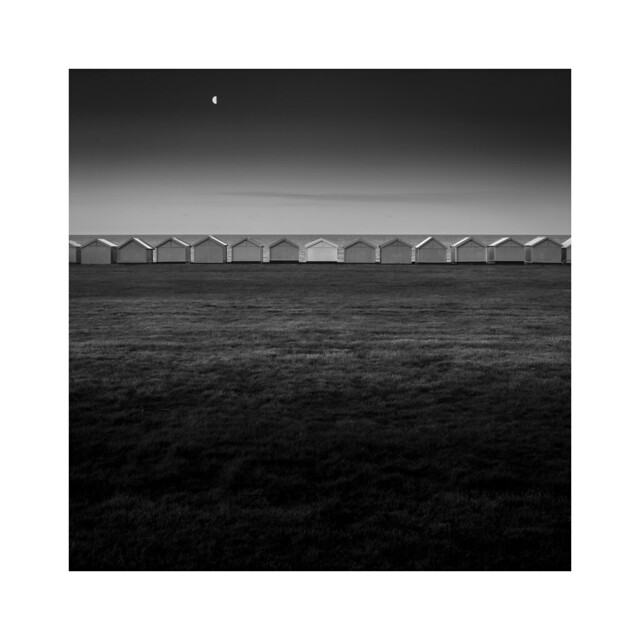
[69,264,571,570]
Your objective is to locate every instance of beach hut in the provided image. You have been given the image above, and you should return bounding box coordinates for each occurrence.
[305,238,338,263]
[231,237,263,263]
[79,238,117,264]
[379,237,412,264]
[156,237,190,263]
[117,237,155,263]
[524,237,563,264]
[486,237,524,263]
[269,238,300,262]
[191,235,227,263]
[415,237,447,263]
[562,238,572,264]
[451,237,486,263]
[69,240,80,263]
[343,238,376,263]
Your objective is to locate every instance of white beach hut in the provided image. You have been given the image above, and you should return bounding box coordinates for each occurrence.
[191,235,227,263]
[231,237,263,262]
[117,237,155,263]
[524,237,563,264]
[80,238,118,264]
[156,237,190,263]
[379,237,413,264]
[268,238,300,262]
[451,237,486,263]
[305,238,338,263]
[69,240,81,263]
[343,238,376,263]
[415,237,447,263]
[486,237,525,263]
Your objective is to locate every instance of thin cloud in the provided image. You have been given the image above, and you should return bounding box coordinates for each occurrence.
[219,190,519,204]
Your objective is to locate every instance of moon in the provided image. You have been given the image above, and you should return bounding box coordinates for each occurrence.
[212,96,217,104]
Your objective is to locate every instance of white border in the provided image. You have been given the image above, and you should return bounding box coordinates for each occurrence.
[4,1,640,639]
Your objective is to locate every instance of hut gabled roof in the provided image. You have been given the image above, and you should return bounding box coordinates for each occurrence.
[415,236,446,249]
[156,236,190,248]
[525,236,562,247]
[119,237,154,250]
[344,238,377,250]
[81,238,118,249]
[69,240,81,248]
[379,237,413,249]
[193,235,227,247]
[305,238,338,249]
[231,236,263,248]
[488,236,524,247]
[269,237,300,249]
[451,236,485,248]
[562,238,572,248]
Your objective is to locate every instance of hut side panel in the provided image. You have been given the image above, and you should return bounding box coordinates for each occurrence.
[495,241,524,262]
[344,242,375,263]
[80,242,113,264]
[380,240,412,264]
[118,243,153,264]
[157,241,189,263]
[69,247,79,263]
[564,246,571,263]
[232,240,262,262]
[307,242,338,262]
[192,241,226,263]
[416,246,446,263]
[532,240,562,263]
[456,241,486,263]
[270,241,299,262]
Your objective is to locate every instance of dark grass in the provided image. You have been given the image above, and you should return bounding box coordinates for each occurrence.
[69,264,571,570]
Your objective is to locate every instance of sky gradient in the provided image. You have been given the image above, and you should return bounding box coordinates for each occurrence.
[69,70,570,234]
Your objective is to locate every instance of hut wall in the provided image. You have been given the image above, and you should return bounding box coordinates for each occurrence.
[232,241,262,262]
[416,246,447,263]
[157,242,190,262]
[307,243,338,262]
[532,241,562,263]
[343,242,375,263]
[192,242,226,263]
[494,244,524,262]
[118,243,153,263]
[380,242,412,264]
[565,246,571,263]
[455,242,486,262]
[69,247,79,263]
[81,244,113,264]
[270,241,299,262]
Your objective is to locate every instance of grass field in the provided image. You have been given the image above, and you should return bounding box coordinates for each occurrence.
[69,264,570,570]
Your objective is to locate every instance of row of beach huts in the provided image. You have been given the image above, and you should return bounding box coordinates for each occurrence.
[69,236,572,264]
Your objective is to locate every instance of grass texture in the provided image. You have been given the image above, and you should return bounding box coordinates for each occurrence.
[70,264,571,570]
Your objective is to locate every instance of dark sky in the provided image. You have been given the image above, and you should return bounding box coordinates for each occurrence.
[70,70,570,234]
